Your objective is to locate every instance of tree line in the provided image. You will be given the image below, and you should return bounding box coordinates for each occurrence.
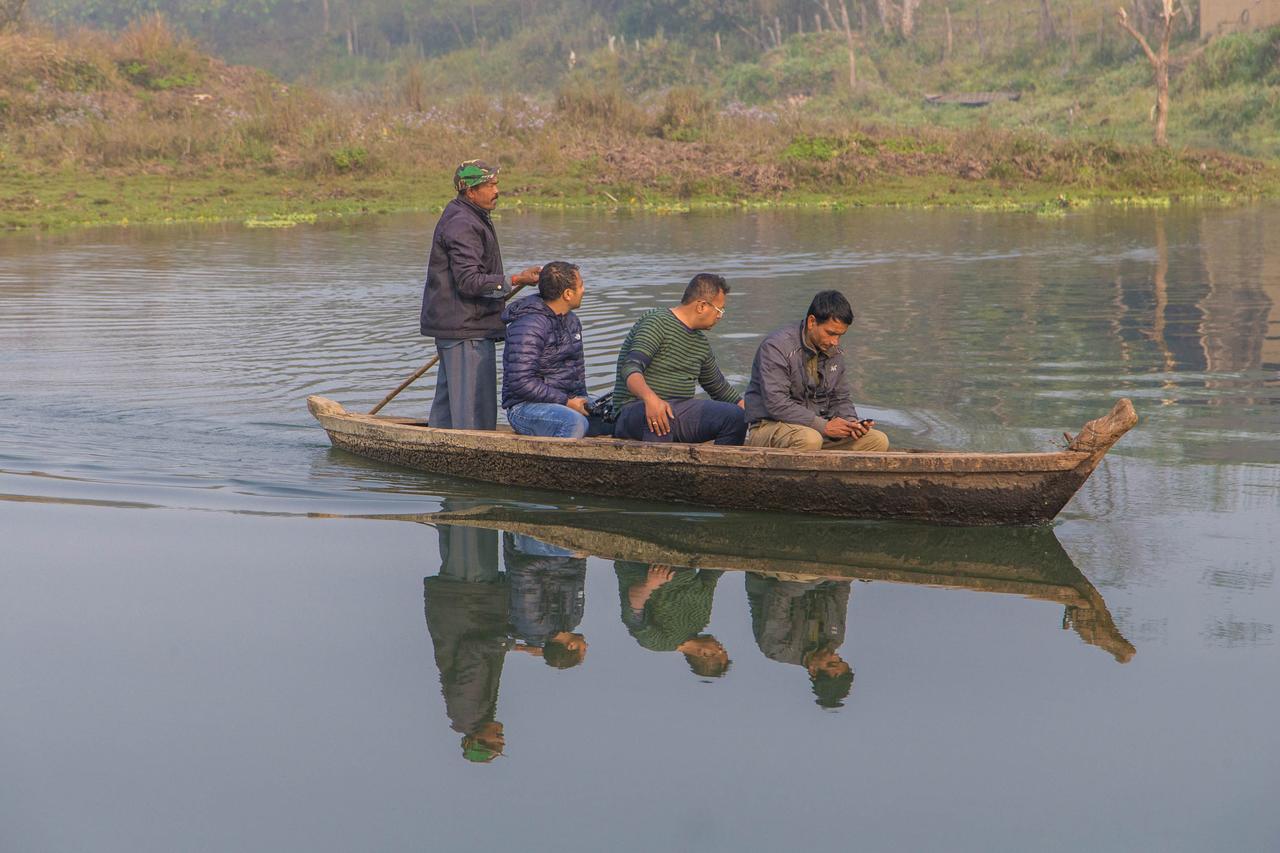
[25,0,1200,66]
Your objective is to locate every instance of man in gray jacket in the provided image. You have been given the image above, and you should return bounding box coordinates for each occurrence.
[420,160,541,429]
[742,289,889,451]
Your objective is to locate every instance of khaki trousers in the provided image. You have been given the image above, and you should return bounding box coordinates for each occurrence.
[746,419,890,452]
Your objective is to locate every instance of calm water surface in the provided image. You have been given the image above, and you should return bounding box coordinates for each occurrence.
[2,206,1278,852]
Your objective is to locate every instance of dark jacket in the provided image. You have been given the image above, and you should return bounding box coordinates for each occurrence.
[423,574,511,736]
[420,197,510,340]
[503,532,586,646]
[500,296,587,409]
[743,322,858,430]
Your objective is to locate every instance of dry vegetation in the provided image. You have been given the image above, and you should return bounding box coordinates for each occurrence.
[1,16,1276,230]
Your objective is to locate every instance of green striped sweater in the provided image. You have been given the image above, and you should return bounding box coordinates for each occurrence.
[611,308,742,409]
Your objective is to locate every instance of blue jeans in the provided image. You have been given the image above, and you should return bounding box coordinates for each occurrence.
[506,401,589,439]
[614,398,747,445]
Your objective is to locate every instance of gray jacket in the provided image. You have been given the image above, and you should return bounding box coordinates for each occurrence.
[745,575,850,666]
[743,322,858,430]
[419,197,511,340]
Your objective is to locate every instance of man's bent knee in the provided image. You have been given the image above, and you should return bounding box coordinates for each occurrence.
[849,428,889,452]
[748,422,824,451]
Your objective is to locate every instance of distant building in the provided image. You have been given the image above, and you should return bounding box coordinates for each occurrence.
[1201,0,1280,38]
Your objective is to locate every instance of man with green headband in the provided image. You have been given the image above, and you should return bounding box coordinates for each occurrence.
[420,159,541,429]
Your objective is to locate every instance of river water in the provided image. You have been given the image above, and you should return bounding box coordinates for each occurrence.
[2,206,1277,852]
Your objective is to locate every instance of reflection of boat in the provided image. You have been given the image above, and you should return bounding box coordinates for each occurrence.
[307,396,1137,526]
[369,504,1135,663]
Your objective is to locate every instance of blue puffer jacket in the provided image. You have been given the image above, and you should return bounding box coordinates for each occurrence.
[500,296,587,409]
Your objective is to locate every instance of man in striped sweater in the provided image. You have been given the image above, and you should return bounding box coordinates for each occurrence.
[611,273,748,445]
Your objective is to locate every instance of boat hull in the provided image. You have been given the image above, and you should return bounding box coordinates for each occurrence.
[308,396,1137,525]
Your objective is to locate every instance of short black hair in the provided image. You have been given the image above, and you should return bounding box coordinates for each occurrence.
[543,639,586,670]
[680,273,730,305]
[538,261,581,301]
[806,290,854,325]
[811,670,854,708]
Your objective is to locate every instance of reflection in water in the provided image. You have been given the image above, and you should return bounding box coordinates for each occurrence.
[416,505,1136,759]
[504,532,588,668]
[413,503,1135,662]
[422,505,589,763]
[746,576,853,708]
[616,563,730,679]
[422,522,509,763]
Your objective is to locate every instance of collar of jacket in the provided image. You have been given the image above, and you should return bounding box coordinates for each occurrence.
[457,196,495,227]
[796,320,843,359]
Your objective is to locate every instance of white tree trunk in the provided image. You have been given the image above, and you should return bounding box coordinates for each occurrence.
[901,0,922,38]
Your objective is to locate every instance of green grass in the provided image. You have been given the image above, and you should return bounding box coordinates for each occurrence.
[3,154,1273,234]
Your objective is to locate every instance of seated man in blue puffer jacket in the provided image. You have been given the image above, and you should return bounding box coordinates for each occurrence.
[501,261,593,438]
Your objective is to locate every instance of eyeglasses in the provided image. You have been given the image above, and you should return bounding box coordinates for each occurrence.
[701,300,726,317]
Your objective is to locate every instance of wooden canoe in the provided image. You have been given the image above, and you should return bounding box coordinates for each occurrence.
[307,395,1137,526]
[355,504,1133,662]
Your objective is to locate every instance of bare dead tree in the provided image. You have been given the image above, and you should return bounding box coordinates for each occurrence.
[819,1,840,35]
[1117,0,1180,147]
[976,5,986,59]
[1039,0,1058,44]
[818,0,857,88]
[838,0,858,88]
[944,4,953,61]
[900,0,922,38]
[874,0,895,36]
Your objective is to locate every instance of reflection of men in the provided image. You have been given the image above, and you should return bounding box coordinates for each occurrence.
[615,562,730,678]
[744,290,889,451]
[611,274,747,445]
[501,262,591,439]
[503,532,588,669]
[745,574,853,708]
[423,521,510,762]
[420,159,541,430]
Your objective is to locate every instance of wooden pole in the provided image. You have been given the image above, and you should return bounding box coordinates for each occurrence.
[367,283,528,416]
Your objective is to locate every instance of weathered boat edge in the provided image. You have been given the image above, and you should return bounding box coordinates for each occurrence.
[306,395,1137,525]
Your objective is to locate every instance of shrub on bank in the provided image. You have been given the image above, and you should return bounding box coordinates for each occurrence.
[2,23,1276,215]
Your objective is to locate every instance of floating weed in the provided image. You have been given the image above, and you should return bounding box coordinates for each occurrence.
[1112,196,1173,208]
[244,212,317,228]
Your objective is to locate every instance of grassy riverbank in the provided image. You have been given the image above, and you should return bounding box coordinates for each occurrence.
[3,20,1279,233]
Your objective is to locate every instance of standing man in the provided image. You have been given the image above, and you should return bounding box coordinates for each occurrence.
[743,289,889,451]
[611,273,747,445]
[423,514,511,763]
[501,261,591,438]
[420,159,541,430]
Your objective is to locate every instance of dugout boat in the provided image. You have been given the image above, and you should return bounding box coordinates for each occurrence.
[306,395,1137,526]
[362,504,1134,662]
